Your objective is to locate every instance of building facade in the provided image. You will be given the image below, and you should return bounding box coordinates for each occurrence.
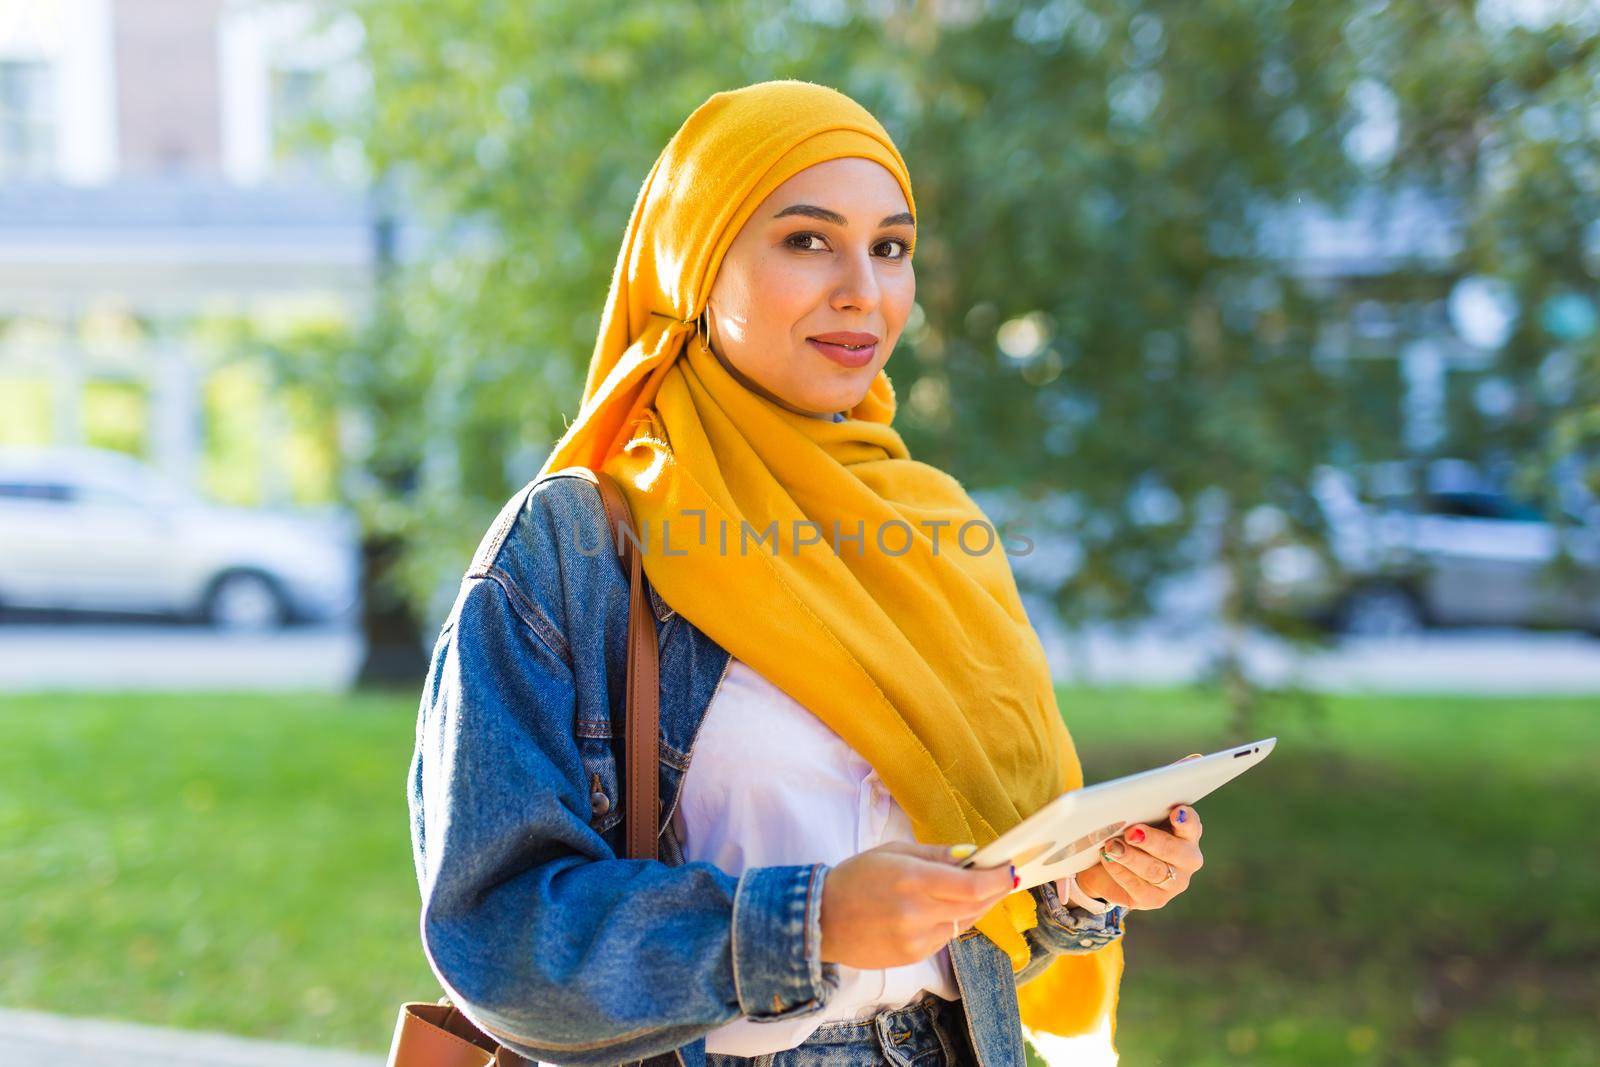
[0,0,373,505]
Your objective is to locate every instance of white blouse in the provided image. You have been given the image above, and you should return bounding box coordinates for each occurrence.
[670,657,960,1057]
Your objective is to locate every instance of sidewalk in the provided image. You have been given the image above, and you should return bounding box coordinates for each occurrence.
[0,622,363,692]
[0,1006,382,1067]
[1035,620,1600,694]
[5,619,1598,694]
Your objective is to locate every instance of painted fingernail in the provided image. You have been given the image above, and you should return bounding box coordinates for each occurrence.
[1104,839,1125,858]
[1009,863,1018,888]
[949,843,977,859]
[1127,827,1146,844]
[1175,808,1188,824]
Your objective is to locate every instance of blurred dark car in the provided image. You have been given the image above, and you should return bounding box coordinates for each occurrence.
[1255,467,1600,637]
[0,445,361,631]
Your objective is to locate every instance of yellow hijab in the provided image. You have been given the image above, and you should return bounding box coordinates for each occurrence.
[537,79,1123,1043]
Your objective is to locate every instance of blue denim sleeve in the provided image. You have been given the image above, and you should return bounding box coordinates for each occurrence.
[409,573,838,1065]
[1013,880,1127,986]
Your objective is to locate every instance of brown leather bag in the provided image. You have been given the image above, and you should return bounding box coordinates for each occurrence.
[386,470,663,1067]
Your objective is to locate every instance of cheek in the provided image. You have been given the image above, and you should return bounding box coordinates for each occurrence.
[878,282,915,355]
[752,261,824,325]
[884,272,915,326]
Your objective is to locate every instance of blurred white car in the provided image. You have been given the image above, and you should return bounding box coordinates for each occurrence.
[0,445,361,630]
[1256,464,1600,636]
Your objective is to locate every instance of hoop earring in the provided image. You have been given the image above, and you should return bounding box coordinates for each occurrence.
[697,306,711,351]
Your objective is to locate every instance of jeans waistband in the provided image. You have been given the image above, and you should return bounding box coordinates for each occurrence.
[702,992,976,1067]
[803,990,973,1064]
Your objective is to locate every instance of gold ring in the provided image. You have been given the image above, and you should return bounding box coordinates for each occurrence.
[1153,863,1177,887]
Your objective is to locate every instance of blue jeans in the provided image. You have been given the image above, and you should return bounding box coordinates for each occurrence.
[703,992,978,1067]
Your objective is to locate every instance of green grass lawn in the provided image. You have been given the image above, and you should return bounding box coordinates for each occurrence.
[1058,689,1600,1067]
[1,685,1595,1065]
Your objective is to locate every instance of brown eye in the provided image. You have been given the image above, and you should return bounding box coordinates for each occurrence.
[785,232,828,252]
[878,238,912,260]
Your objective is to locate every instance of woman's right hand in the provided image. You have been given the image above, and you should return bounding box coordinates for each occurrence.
[818,842,1017,969]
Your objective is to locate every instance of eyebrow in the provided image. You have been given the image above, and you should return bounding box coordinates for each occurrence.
[772,204,915,229]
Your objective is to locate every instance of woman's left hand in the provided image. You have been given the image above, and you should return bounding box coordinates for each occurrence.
[1056,803,1204,911]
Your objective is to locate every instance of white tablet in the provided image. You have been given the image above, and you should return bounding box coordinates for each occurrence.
[958,737,1276,891]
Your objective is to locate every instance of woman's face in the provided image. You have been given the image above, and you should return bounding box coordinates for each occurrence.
[704,157,915,418]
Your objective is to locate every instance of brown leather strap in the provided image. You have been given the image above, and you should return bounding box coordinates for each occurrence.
[592,469,662,862]
[386,1003,498,1067]
[387,470,664,1066]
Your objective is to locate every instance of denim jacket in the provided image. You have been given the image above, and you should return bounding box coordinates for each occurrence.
[408,466,1126,1067]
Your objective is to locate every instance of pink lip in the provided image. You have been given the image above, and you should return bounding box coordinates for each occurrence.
[808,330,880,368]
[811,331,879,345]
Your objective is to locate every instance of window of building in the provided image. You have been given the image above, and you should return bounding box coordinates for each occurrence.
[0,59,55,179]
[82,379,149,459]
[0,377,54,444]
[269,65,329,178]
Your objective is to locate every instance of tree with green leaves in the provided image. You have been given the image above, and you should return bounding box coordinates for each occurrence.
[287,0,1597,715]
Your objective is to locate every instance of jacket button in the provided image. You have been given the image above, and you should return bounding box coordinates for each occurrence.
[590,790,611,817]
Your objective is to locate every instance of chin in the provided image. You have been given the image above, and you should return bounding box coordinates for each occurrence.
[785,358,884,415]
[808,383,871,415]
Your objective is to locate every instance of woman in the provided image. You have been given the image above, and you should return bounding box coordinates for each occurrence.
[409,79,1206,1067]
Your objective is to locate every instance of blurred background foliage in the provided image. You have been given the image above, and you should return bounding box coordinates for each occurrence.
[246,0,1600,714]
[5,3,1599,1064]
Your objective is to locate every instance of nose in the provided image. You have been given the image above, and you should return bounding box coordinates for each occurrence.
[829,246,882,316]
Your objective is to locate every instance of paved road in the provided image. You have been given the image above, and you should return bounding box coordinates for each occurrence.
[0,1006,381,1067]
[1,617,1596,695]
[1035,620,1600,694]
[0,622,364,691]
